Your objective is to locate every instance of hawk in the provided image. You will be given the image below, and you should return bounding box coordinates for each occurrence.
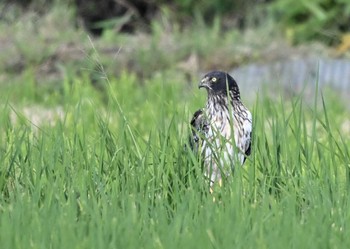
[190,71,252,186]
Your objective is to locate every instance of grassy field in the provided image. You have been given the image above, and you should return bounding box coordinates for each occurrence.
[1,66,350,248]
[1,4,350,249]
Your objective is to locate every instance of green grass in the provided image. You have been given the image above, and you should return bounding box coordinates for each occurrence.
[0,4,349,248]
[0,66,350,248]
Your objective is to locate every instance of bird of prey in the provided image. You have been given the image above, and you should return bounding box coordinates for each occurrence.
[190,71,252,186]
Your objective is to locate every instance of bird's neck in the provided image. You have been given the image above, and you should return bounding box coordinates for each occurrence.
[206,92,241,119]
[206,91,240,107]
[206,95,226,111]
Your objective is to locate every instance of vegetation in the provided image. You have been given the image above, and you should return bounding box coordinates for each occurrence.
[2,0,349,43]
[1,1,350,248]
[1,69,350,248]
[268,0,350,44]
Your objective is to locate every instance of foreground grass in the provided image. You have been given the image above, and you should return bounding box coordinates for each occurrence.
[0,71,349,248]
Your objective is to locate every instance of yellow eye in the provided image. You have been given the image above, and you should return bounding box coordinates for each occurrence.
[212,77,217,82]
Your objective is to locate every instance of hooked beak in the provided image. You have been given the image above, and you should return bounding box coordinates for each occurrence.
[198,77,210,89]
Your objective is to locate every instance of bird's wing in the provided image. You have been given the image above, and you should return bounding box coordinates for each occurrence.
[189,109,207,152]
[242,112,253,162]
[245,135,252,156]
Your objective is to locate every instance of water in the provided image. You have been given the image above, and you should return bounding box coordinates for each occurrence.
[231,58,350,99]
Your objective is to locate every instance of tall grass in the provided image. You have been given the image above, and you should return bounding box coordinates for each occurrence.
[0,71,349,248]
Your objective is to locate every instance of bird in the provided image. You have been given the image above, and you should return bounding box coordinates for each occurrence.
[189,71,252,186]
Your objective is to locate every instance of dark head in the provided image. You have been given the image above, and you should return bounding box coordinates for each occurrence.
[198,71,240,98]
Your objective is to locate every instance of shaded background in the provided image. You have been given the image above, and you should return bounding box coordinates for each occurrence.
[1,0,350,104]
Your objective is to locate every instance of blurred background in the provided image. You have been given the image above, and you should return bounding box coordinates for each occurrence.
[1,0,350,119]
